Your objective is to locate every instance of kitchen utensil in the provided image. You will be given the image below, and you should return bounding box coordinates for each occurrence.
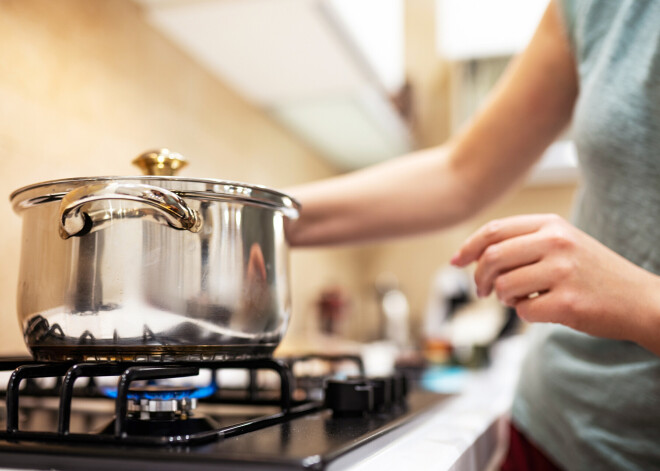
[10,149,300,361]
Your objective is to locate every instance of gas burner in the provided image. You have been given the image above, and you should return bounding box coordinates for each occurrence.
[127,385,201,420]
[0,355,450,470]
[0,359,312,446]
[100,382,218,421]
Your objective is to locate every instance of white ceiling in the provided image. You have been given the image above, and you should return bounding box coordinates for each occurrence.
[142,0,370,104]
[136,0,411,169]
[327,0,405,93]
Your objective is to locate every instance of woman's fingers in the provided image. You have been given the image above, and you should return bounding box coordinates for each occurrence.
[473,232,547,296]
[451,214,556,267]
[491,262,551,306]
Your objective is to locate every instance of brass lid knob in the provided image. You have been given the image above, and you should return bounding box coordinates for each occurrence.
[132,149,188,176]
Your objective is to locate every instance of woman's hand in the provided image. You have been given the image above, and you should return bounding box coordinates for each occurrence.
[450,214,660,351]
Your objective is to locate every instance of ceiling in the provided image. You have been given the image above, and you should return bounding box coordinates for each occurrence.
[136,0,412,170]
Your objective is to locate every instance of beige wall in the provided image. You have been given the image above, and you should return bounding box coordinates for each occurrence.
[0,0,363,354]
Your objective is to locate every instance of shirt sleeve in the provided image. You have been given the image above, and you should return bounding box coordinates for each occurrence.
[554,0,577,52]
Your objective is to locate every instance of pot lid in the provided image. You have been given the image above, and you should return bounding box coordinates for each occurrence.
[10,149,301,218]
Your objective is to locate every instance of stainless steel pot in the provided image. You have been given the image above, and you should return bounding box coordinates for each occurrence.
[10,150,300,362]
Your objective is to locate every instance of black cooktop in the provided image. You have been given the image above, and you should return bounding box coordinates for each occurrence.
[0,358,448,470]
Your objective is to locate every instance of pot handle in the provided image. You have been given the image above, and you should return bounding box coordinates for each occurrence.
[59,182,202,239]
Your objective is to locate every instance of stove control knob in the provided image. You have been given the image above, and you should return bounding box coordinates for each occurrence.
[324,379,374,416]
[391,373,408,404]
[369,377,393,410]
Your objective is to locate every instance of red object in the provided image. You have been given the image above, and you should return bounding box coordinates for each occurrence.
[318,287,348,334]
[500,423,563,471]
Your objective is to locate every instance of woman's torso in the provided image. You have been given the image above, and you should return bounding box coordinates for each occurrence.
[512,1,660,469]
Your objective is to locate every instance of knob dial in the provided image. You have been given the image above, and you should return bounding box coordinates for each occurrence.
[324,379,374,416]
[391,373,408,404]
[369,377,393,410]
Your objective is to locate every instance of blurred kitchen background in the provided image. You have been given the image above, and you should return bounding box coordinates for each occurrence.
[0,0,576,357]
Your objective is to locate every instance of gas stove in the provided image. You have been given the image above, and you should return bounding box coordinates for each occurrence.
[0,355,448,470]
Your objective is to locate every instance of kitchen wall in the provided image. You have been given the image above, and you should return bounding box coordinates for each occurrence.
[0,0,365,354]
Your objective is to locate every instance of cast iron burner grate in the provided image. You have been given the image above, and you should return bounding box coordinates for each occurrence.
[0,358,323,446]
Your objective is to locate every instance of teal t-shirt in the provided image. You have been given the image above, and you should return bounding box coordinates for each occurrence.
[512,1,660,469]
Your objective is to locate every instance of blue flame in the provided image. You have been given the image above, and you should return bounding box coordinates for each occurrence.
[100,383,217,401]
[189,384,218,399]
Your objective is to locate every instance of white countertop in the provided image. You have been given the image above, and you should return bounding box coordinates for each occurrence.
[336,335,528,471]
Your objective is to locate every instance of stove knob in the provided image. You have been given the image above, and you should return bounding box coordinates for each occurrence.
[369,377,393,410]
[391,373,408,404]
[347,375,392,411]
[324,379,374,416]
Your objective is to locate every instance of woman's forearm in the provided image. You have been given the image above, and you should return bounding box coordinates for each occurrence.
[285,145,473,246]
[286,1,577,247]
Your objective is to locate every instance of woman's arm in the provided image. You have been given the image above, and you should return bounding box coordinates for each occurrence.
[286,1,578,247]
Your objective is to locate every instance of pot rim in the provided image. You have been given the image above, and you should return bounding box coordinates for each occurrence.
[10,175,301,216]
